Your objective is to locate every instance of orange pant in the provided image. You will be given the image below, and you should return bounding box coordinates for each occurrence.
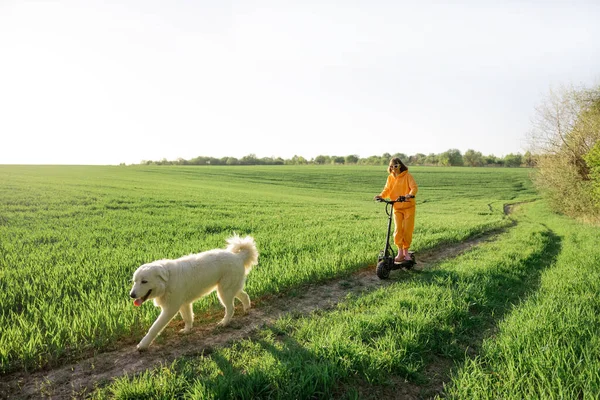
[393,207,416,250]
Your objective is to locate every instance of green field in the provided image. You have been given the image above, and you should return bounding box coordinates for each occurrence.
[2,165,598,399]
[90,199,600,400]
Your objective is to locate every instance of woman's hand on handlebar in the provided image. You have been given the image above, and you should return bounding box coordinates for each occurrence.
[374,195,383,201]
[396,194,414,202]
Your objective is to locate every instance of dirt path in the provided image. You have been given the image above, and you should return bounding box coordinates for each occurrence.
[0,231,503,399]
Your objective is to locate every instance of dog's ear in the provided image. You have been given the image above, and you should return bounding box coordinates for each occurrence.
[155,264,169,283]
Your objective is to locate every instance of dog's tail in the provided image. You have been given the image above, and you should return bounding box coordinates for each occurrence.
[226,234,259,273]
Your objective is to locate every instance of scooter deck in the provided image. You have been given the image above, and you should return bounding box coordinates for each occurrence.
[391,259,415,270]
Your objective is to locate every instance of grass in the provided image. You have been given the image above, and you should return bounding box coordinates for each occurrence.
[89,200,600,400]
[0,165,535,374]
[444,202,600,399]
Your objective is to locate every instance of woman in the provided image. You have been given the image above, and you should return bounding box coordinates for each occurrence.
[374,157,418,262]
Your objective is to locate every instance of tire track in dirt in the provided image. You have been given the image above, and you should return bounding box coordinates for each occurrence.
[0,229,505,400]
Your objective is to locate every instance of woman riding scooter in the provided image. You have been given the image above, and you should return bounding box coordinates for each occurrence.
[374,157,418,263]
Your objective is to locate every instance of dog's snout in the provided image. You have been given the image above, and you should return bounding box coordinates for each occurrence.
[130,291,136,299]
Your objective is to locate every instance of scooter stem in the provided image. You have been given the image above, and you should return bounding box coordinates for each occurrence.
[384,202,394,258]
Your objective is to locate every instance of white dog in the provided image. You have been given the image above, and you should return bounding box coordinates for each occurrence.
[129,235,258,351]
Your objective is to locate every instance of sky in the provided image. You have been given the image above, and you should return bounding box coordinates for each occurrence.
[1,0,599,165]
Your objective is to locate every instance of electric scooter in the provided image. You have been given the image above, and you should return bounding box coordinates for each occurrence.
[375,196,416,279]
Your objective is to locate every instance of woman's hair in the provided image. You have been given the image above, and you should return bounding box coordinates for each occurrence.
[387,157,408,174]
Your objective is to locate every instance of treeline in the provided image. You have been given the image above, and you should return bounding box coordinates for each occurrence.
[528,83,600,223]
[139,149,534,167]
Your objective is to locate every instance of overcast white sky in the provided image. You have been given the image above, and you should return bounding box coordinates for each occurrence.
[1,0,599,165]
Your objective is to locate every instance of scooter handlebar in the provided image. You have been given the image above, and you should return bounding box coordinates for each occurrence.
[375,196,412,204]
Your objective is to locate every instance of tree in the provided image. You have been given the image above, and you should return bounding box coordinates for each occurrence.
[523,151,536,167]
[288,155,308,165]
[392,153,408,161]
[314,155,329,165]
[345,154,359,164]
[332,156,345,164]
[528,85,600,179]
[174,158,188,165]
[504,153,523,167]
[190,156,209,165]
[584,141,600,205]
[262,157,284,165]
[408,153,426,165]
[463,149,484,167]
[439,149,464,166]
[424,153,439,165]
[240,154,258,165]
[528,84,600,219]
[483,155,501,166]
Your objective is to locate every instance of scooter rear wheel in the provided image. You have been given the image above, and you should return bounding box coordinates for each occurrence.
[376,260,390,279]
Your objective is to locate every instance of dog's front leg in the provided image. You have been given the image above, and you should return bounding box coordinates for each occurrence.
[137,308,178,351]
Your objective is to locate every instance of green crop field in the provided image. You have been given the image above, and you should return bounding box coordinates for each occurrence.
[90,199,600,400]
[2,165,598,399]
[0,165,532,372]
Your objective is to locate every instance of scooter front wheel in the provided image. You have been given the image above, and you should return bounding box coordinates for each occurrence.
[376,260,390,279]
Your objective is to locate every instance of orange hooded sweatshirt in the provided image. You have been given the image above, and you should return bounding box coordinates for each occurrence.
[378,170,418,210]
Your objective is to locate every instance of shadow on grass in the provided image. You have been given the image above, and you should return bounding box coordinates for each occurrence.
[176,333,345,400]
[357,227,563,398]
[422,227,561,351]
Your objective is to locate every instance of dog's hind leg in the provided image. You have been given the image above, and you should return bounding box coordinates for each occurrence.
[236,290,251,312]
[179,303,194,333]
[216,286,235,326]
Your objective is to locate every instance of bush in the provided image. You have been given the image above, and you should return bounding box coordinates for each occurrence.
[528,84,600,221]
